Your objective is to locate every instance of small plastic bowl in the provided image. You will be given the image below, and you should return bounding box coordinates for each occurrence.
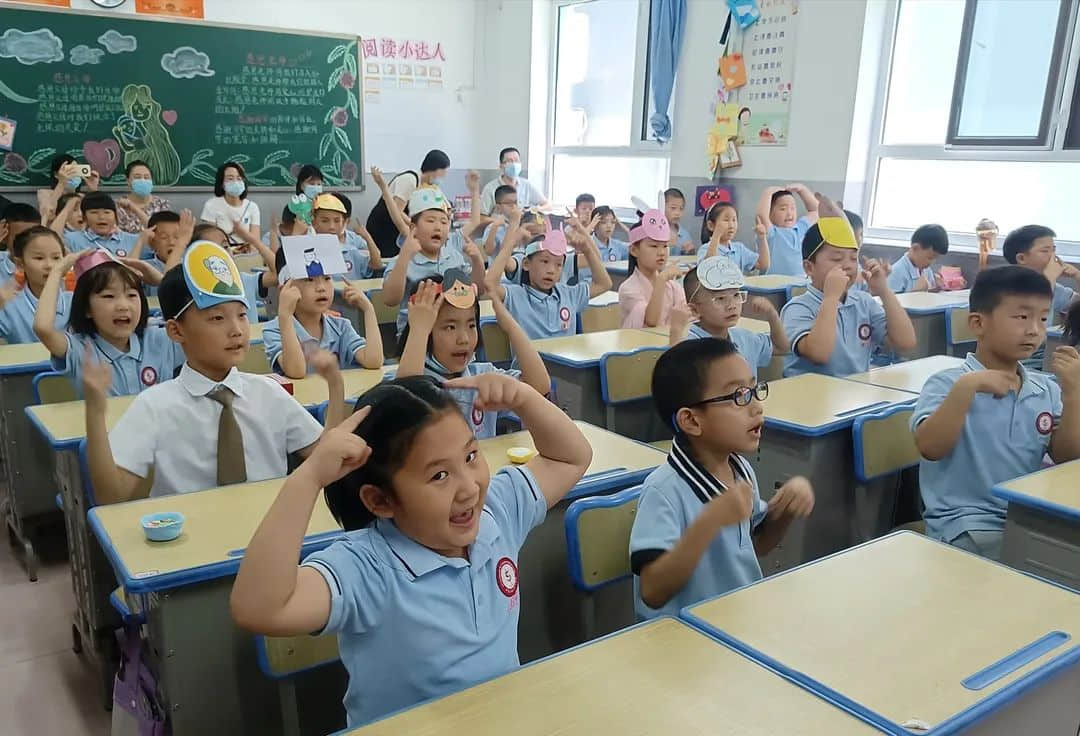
[506,446,536,465]
[140,512,185,542]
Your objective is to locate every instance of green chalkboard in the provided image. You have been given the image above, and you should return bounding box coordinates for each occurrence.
[0,3,363,189]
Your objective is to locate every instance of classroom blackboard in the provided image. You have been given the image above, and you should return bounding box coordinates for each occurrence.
[0,3,363,189]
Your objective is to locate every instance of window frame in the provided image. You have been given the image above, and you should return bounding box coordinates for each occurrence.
[860,0,1080,255]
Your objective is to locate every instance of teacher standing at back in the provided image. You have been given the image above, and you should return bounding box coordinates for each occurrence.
[479,146,549,214]
[199,161,261,245]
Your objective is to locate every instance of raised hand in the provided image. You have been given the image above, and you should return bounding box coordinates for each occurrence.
[342,278,373,311]
[82,346,113,407]
[278,280,302,317]
[407,279,443,334]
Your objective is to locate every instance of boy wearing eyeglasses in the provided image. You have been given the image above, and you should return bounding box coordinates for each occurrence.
[779,195,916,377]
[669,256,789,380]
[629,338,815,619]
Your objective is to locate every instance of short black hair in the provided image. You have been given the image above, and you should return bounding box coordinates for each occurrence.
[494,185,517,203]
[49,153,75,183]
[70,263,149,336]
[280,204,296,226]
[213,161,248,199]
[1,202,41,224]
[682,266,702,303]
[395,274,484,356]
[576,193,595,207]
[148,210,180,227]
[911,224,948,255]
[663,188,685,202]
[801,224,825,261]
[593,205,615,220]
[969,265,1053,314]
[1064,301,1080,348]
[331,191,353,217]
[652,337,740,429]
[844,209,863,231]
[294,164,325,194]
[80,191,116,214]
[191,222,228,245]
[157,263,192,321]
[498,147,519,163]
[420,149,451,173]
[1002,225,1056,264]
[770,189,795,208]
[13,225,63,259]
[57,192,81,214]
[124,159,152,178]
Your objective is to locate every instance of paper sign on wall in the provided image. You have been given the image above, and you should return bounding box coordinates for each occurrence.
[719,54,747,90]
[713,103,741,138]
[280,234,348,281]
[694,185,735,216]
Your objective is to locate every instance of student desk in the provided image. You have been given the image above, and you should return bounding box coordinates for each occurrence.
[604,255,695,288]
[993,461,1080,591]
[0,343,57,580]
[248,322,265,342]
[87,421,664,735]
[752,373,916,572]
[891,289,969,358]
[641,316,771,337]
[683,532,1080,736]
[344,618,885,735]
[744,273,808,310]
[843,354,964,394]
[535,329,669,426]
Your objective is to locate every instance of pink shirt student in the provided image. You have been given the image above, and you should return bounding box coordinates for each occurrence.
[619,209,687,328]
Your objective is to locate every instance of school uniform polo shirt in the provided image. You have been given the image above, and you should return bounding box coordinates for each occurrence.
[912,354,1062,544]
[887,254,928,294]
[594,235,629,263]
[502,281,591,341]
[55,327,185,398]
[669,224,695,255]
[109,363,323,496]
[424,356,521,440]
[64,229,140,256]
[781,285,887,377]
[389,247,472,334]
[0,251,17,287]
[765,216,813,276]
[629,439,766,619]
[0,287,71,344]
[337,246,372,280]
[1052,282,1076,323]
[484,222,509,257]
[685,324,772,379]
[262,313,366,374]
[697,241,759,273]
[302,464,547,727]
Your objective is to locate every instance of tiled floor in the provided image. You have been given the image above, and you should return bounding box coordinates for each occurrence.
[0,540,110,736]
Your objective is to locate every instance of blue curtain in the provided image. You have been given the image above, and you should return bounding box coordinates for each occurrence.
[648,0,687,143]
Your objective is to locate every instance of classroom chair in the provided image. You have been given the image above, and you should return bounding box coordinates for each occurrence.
[481,321,511,364]
[786,284,807,300]
[580,303,621,333]
[32,370,77,404]
[564,486,641,640]
[945,306,976,357]
[255,633,342,736]
[599,347,670,442]
[369,288,403,359]
[649,440,672,453]
[852,404,924,537]
[238,341,271,374]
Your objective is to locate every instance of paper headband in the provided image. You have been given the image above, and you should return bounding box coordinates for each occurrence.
[73,248,123,281]
[697,256,745,291]
[629,209,671,244]
[807,193,858,255]
[179,241,247,315]
[407,270,478,310]
[312,193,346,214]
[524,215,568,258]
[408,186,450,215]
[288,194,313,225]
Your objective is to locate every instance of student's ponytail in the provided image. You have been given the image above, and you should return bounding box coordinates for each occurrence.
[1064,300,1080,347]
[324,376,459,531]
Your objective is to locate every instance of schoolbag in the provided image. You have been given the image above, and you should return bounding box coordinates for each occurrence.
[365,170,418,258]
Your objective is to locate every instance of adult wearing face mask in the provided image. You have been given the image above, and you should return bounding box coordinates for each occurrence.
[115,160,173,234]
[200,160,261,246]
[295,163,325,200]
[36,153,100,222]
[365,149,450,257]
[480,147,549,215]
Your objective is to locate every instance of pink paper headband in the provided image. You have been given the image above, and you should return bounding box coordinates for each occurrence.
[629,209,671,244]
[524,216,568,257]
[73,248,122,281]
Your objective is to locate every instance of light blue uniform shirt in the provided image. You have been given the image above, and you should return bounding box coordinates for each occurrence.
[507,251,583,286]
[696,241,759,273]
[781,285,887,377]
[301,464,547,727]
[54,328,185,397]
[0,252,17,287]
[594,235,629,264]
[1052,281,1075,324]
[0,287,71,345]
[685,324,772,379]
[64,228,140,256]
[338,246,372,280]
[887,253,929,294]
[388,247,472,334]
[262,313,366,374]
[912,354,1062,544]
[765,216,813,276]
[630,442,766,619]
[424,356,521,440]
[483,222,509,259]
[502,281,590,341]
[669,224,695,255]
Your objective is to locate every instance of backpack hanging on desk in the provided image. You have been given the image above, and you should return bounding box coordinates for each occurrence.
[111,627,169,736]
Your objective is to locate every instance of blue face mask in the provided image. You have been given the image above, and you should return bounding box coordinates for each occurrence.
[503,162,522,178]
[303,183,323,199]
[67,176,82,190]
[431,176,445,187]
[224,179,246,197]
[131,179,154,197]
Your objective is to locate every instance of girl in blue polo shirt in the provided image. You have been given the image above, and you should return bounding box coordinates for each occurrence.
[396,275,550,439]
[697,202,769,274]
[0,227,71,344]
[231,372,592,727]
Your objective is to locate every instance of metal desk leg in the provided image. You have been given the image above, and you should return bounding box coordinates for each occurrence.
[544,362,605,427]
[1000,506,1079,592]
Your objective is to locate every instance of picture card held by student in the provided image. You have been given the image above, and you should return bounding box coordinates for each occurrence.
[280,234,348,280]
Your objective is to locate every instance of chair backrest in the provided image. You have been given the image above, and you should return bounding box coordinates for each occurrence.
[852,404,919,482]
[33,371,77,404]
[787,284,807,300]
[564,486,641,592]
[238,342,271,375]
[369,289,400,326]
[581,303,622,334]
[481,322,511,363]
[256,634,341,680]
[600,347,665,405]
[946,307,975,347]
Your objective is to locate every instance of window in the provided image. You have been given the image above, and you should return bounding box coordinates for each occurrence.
[861,0,1080,251]
[548,0,669,209]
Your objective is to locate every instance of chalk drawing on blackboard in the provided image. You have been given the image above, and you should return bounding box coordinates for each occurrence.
[114,84,181,185]
[70,45,104,66]
[160,46,214,79]
[0,28,64,65]
[97,30,136,54]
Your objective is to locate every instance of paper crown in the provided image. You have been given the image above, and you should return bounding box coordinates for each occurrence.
[524,216,568,258]
[181,240,246,313]
[73,248,122,281]
[288,194,313,225]
[408,186,450,215]
[697,256,745,291]
[312,193,346,214]
[629,209,671,244]
[814,194,858,251]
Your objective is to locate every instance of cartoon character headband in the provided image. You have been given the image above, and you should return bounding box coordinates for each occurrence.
[806,193,858,257]
[440,268,478,309]
[408,186,450,215]
[175,240,247,318]
[312,193,346,214]
[288,194,313,225]
[629,209,671,244]
[696,256,745,292]
[524,216,568,258]
[73,248,124,282]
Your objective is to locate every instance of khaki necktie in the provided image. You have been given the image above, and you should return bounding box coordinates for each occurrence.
[208,386,247,486]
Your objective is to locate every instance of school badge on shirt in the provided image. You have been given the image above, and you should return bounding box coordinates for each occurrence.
[559,306,571,330]
[1036,412,1053,435]
[140,366,158,386]
[858,323,872,342]
[495,557,518,597]
[471,406,484,427]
